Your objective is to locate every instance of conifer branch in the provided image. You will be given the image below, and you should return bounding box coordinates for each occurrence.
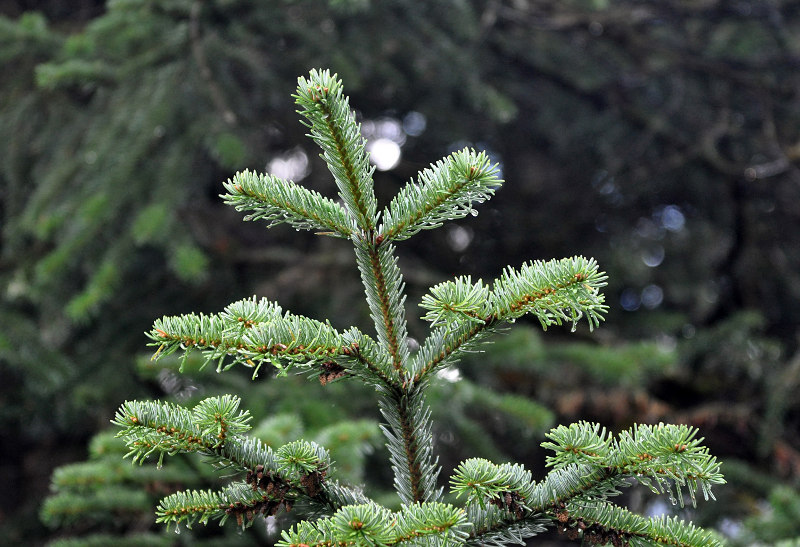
[105,69,723,546]
[455,461,724,546]
[490,256,608,331]
[420,256,608,332]
[380,148,502,242]
[113,396,372,530]
[463,503,550,547]
[410,319,497,384]
[294,69,377,232]
[527,464,628,512]
[155,475,369,532]
[338,327,396,387]
[450,421,725,546]
[276,501,470,547]
[221,169,354,237]
[413,256,606,384]
[113,396,259,467]
[557,501,724,547]
[542,421,726,507]
[147,296,359,377]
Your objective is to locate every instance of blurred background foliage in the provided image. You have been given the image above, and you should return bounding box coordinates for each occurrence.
[1,0,799,544]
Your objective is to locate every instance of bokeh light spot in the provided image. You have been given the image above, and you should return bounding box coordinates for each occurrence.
[367,138,401,171]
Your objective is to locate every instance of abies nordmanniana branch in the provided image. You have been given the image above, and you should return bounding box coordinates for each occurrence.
[114,69,725,546]
[146,255,606,386]
[114,397,723,546]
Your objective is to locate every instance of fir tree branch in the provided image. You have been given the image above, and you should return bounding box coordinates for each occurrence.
[155,487,227,529]
[527,464,628,512]
[451,423,725,546]
[147,296,359,377]
[156,480,301,531]
[489,256,608,331]
[420,275,491,329]
[454,461,721,546]
[413,256,606,385]
[150,295,395,390]
[155,475,370,532]
[113,396,374,530]
[338,327,396,387]
[276,501,470,547]
[558,501,724,547]
[222,168,355,237]
[542,422,726,508]
[380,148,502,242]
[392,502,470,545]
[463,503,550,547]
[113,396,259,467]
[298,479,371,518]
[451,459,535,511]
[410,316,497,384]
[294,69,377,232]
[114,397,337,493]
[421,256,608,332]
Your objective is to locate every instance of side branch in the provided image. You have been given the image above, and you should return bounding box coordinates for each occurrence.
[420,256,607,332]
[339,328,397,388]
[410,318,496,384]
[453,456,722,547]
[381,148,503,242]
[147,296,357,377]
[222,169,354,237]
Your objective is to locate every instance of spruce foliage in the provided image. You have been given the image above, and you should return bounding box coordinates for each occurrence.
[112,70,724,546]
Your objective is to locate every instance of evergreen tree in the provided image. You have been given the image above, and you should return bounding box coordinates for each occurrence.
[109,69,723,546]
[4,1,800,543]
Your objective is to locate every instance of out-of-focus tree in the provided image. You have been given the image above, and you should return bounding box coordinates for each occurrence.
[1,0,799,544]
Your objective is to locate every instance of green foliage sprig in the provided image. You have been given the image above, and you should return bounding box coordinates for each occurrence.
[380,148,501,241]
[113,69,723,546]
[223,168,355,237]
[543,421,724,507]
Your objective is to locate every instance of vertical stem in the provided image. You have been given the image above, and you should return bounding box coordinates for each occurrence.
[296,70,439,505]
[356,238,439,504]
[379,387,439,505]
[400,406,423,501]
[353,238,409,376]
[366,243,405,372]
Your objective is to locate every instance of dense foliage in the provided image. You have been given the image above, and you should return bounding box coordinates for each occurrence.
[109,68,723,546]
[1,1,799,544]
